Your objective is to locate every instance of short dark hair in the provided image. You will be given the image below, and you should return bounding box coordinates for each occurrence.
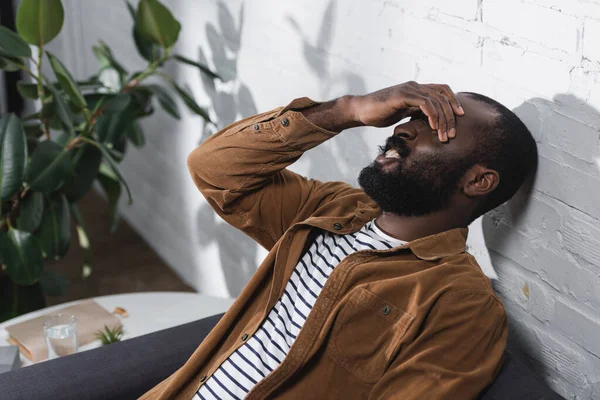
[460,92,538,219]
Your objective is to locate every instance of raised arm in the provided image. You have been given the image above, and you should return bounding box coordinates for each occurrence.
[187,83,464,249]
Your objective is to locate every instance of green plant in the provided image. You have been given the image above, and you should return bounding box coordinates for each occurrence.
[95,325,125,345]
[0,0,219,322]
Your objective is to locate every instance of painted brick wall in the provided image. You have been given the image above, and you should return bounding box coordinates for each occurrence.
[52,0,600,397]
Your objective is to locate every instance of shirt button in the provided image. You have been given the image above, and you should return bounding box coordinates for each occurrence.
[333,223,343,230]
[281,118,289,127]
[253,124,260,131]
[382,305,392,315]
[199,375,207,383]
[241,333,249,341]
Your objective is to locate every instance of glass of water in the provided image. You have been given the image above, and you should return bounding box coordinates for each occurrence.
[43,314,78,360]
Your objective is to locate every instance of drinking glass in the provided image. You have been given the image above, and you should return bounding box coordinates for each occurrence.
[43,314,78,360]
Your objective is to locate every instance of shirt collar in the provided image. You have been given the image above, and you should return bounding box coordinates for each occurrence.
[353,200,468,260]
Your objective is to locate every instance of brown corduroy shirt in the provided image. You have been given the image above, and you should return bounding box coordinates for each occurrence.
[141,98,508,400]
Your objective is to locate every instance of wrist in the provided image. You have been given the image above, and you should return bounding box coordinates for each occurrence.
[336,95,364,129]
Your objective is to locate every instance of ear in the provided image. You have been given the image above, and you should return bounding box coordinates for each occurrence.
[463,165,500,198]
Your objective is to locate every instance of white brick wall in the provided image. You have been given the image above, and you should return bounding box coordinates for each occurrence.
[53,0,600,397]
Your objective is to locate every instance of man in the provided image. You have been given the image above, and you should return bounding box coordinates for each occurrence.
[142,82,537,399]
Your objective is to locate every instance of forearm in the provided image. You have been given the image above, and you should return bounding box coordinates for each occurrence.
[188,98,343,212]
[301,95,364,132]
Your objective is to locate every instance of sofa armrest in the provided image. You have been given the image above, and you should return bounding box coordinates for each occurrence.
[0,313,223,400]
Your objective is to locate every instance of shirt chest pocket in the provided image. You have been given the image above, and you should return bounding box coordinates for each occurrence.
[326,287,414,383]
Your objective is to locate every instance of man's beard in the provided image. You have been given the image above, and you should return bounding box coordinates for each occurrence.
[358,138,473,217]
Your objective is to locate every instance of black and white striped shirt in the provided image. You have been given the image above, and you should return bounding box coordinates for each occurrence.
[193,219,405,400]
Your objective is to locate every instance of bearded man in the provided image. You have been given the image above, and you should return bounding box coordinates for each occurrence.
[143,81,537,400]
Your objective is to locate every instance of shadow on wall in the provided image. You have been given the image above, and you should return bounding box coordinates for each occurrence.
[195,0,374,297]
[287,0,373,185]
[484,94,600,385]
[194,1,259,297]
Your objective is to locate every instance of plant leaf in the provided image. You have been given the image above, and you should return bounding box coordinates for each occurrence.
[126,1,162,62]
[0,53,25,72]
[92,41,128,79]
[0,114,27,200]
[70,203,92,278]
[16,0,65,46]
[2,228,44,285]
[174,54,221,80]
[171,82,212,122]
[0,26,32,57]
[148,84,180,119]
[65,144,102,203]
[0,274,45,323]
[17,81,49,99]
[38,194,70,259]
[137,0,181,48]
[44,80,73,134]
[97,163,122,233]
[126,121,145,147]
[46,51,87,110]
[39,269,69,296]
[17,191,44,232]
[98,145,132,204]
[103,93,132,113]
[25,140,73,193]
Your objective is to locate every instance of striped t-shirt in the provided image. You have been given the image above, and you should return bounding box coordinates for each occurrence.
[193,219,406,400]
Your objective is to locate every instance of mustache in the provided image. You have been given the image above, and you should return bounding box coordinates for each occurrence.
[378,136,411,158]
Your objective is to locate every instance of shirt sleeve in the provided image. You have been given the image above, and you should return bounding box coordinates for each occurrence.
[187,98,365,250]
[369,291,508,400]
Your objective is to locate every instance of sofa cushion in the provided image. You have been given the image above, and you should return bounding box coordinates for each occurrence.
[480,351,564,400]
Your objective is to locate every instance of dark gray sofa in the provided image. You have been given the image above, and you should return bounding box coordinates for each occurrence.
[0,313,564,399]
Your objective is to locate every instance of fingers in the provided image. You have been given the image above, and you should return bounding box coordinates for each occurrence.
[422,83,463,142]
[403,92,439,131]
[421,86,456,142]
[427,84,464,116]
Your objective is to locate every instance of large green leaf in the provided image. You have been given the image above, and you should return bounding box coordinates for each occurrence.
[16,0,64,46]
[47,51,87,110]
[65,144,102,203]
[148,84,180,119]
[0,274,45,323]
[17,191,44,232]
[97,91,151,145]
[126,1,162,62]
[126,121,145,147]
[171,82,212,122]
[45,81,73,134]
[39,270,68,296]
[97,163,122,233]
[38,194,70,259]
[70,204,92,278]
[98,145,132,204]
[137,0,181,48]
[25,140,73,192]
[0,26,32,57]
[2,228,44,285]
[0,114,27,200]
[103,93,132,113]
[174,54,221,80]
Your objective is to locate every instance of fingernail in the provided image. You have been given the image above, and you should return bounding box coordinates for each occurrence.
[459,106,465,114]
[448,128,456,138]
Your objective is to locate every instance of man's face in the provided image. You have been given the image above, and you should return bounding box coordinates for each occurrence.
[358,93,497,216]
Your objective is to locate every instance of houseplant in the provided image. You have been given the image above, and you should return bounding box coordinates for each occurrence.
[0,0,218,322]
